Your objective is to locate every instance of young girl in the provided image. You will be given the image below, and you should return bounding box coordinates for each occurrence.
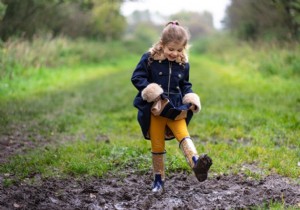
[131,21,212,193]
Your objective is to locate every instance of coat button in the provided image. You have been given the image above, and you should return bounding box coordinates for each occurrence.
[159,72,163,75]
[178,74,182,78]
[176,86,180,89]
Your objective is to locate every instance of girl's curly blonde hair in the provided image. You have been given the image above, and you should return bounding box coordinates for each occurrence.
[149,20,190,65]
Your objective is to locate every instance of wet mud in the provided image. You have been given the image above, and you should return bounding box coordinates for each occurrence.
[1,129,300,209]
[1,171,299,210]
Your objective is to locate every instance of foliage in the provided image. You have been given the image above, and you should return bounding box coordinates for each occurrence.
[273,0,300,36]
[91,0,126,40]
[1,0,299,43]
[129,21,159,46]
[170,11,215,39]
[0,1,5,18]
[0,36,130,79]
[124,10,216,46]
[191,34,300,78]
[0,0,126,41]
[224,0,300,41]
[126,9,153,25]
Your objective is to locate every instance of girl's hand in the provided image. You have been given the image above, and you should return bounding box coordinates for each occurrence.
[189,104,199,112]
[154,95,161,102]
[183,93,201,113]
[141,83,164,102]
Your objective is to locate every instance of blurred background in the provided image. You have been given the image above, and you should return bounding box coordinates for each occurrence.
[0,0,299,78]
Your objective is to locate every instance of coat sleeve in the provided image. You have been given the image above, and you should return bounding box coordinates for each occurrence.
[131,53,151,92]
[180,63,193,96]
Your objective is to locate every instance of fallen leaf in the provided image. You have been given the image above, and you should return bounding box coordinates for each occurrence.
[90,193,96,199]
[13,203,20,208]
[49,196,59,204]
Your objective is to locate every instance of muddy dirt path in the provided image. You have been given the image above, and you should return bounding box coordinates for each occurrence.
[1,171,300,210]
[1,129,300,209]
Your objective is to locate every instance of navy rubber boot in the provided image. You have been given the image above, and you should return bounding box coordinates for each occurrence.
[192,154,212,182]
[152,174,164,193]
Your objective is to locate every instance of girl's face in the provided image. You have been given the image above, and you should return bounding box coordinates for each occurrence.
[162,41,185,62]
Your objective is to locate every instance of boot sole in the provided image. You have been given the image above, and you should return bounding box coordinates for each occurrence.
[193,154,212,182]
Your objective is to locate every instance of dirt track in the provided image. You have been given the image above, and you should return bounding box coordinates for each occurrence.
[1,171,300,210]
[1,130,300,209]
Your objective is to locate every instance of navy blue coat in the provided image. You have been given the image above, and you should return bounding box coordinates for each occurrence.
[131,52,194,140]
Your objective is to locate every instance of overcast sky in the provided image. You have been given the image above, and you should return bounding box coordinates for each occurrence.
[121,0,232,29]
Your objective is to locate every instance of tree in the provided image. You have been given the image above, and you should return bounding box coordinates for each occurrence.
[224,0,300,40]
[91,0,126,40]
[272,0,300,39]
[0,0,128,41]
[170,11,215,39]
[0,0,65,41]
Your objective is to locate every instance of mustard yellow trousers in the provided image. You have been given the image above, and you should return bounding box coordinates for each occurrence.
[150,114,189,153]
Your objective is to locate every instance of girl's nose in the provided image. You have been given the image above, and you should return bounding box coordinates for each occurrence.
[171,52,177,57]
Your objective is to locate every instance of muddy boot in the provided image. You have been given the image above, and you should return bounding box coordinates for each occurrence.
[151,152,165,193]
[179,137,212,182]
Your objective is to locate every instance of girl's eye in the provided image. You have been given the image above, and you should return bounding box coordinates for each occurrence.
[169,48,174,51]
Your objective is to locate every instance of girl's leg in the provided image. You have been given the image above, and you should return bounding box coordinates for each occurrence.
[166,118,189,141]
[149,114,167,192]
[167,119,212,182]
[150,114,167,153]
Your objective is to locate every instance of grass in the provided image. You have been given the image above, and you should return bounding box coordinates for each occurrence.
[188,55,299,177]
[191,34,300,78]
[0,45,299,188]
[0,36,142,80]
